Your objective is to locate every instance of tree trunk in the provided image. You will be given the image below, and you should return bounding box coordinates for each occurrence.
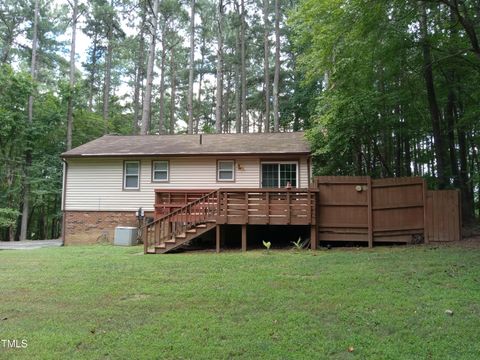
[66,0,77,151]
[224,69,231,133]
[133,5,146,134]
[169,46,177,135]
[263,0,270,133]
[158,32,167,134]
[235,4,241,133]
[215,0,224,134]
[420,2,447,188]
[140,0,160,135]
[88,33,98,111]
[187,0,196,134]
[240,0,247,133]
[196,36,206,133]
[20,0,40,241]
[404,137,412,176]
[272,0,280,132]
[103,24,113,131]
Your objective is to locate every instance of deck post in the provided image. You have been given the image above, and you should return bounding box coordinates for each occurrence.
[310,225,317,250]
[216,225,221,253]
[241,224,247,252]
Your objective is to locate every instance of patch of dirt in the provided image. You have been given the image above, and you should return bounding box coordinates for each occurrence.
[435,235,480,249]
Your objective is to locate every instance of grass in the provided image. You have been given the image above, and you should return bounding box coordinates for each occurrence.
[0,244,479,359]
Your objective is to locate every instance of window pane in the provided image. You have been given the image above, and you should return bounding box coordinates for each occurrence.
[280,163,297,187]
[154,161,168,171]
[125,175,138,188]
[154,171,168,181]
[219,161,233,170]
[219,170,233,180]
[126,162,139,175]
[262,164,278,188]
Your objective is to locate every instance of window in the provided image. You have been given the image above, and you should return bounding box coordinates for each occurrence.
[217,160,235,181]
[124,161,140,190]
[152,160,169,182]
[261,162,298,188]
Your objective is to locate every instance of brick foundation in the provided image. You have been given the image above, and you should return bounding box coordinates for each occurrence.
[64,211,149,245]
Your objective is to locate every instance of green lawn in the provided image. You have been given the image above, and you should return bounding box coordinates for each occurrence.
[0,245,479,359]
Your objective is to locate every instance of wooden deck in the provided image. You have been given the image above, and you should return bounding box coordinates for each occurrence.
[144,188,318,254]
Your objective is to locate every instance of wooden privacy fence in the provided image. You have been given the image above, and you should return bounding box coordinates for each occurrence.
[313,176,461,246]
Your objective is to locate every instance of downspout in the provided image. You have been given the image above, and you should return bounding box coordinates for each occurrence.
[61,158,68,245]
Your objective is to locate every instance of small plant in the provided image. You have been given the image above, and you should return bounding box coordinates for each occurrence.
[291,237,303,251]
[262,240,271,253]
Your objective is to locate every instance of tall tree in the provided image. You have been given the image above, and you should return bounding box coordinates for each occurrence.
[66,0,78,151]
[215,0,224,133]
[132,1,146,134]
[240,0,247,132]
[19,0,39,241]
[187,0,195,134]
[272,0,280,132]
[263,0,270,132]
[234,2,241,133]
[419,2,447,188]
[169,45,177,134]
[140,0,159,135]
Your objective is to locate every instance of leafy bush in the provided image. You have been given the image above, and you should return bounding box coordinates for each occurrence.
[0,208,20,228]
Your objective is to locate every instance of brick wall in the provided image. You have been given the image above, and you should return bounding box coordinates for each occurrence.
[64,211,149,245]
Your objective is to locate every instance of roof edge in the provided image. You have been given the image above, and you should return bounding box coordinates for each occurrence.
[61,151,311,159]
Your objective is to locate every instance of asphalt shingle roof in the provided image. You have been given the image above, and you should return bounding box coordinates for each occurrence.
[61,132,310,157]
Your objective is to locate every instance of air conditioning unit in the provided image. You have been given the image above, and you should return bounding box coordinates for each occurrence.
[114,226,138,246]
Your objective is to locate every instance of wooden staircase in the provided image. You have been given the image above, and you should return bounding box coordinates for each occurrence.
[143,190,218,254]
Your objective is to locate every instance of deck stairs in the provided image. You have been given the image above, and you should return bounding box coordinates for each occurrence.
[143,190,218,254]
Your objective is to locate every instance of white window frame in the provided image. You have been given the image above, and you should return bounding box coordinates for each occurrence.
[260,161,299,188]
[152,160,169,182]
[123,160,140,190]
[217,160,235,182]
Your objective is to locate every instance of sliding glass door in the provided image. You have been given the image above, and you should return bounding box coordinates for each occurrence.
[261,162,298,188]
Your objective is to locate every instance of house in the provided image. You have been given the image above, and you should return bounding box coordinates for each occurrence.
[61,132,317,253]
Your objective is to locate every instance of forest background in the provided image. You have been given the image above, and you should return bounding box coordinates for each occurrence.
[0,0,478,241]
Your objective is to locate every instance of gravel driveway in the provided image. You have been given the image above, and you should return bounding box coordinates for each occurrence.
[0,239,63,250]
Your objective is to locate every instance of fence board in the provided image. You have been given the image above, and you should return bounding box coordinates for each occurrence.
[426,190,461,242]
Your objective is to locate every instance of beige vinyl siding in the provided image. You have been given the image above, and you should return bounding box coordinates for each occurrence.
[65,156,310,211]
[299,157,309,188]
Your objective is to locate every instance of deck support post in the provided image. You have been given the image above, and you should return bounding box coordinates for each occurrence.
[241,224,247,252]
[310,225,317,250]
[216,225,221,253]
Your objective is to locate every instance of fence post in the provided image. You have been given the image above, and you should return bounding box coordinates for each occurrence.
[367,176,373,248]
[423,179,429,244]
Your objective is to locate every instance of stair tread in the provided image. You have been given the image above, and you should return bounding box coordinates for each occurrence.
[154,244,166,248]
[187,229,197,233]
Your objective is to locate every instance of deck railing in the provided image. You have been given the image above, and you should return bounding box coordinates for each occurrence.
[217,189,316,225]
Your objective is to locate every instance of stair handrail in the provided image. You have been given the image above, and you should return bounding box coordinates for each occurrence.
[143,189,219,253]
